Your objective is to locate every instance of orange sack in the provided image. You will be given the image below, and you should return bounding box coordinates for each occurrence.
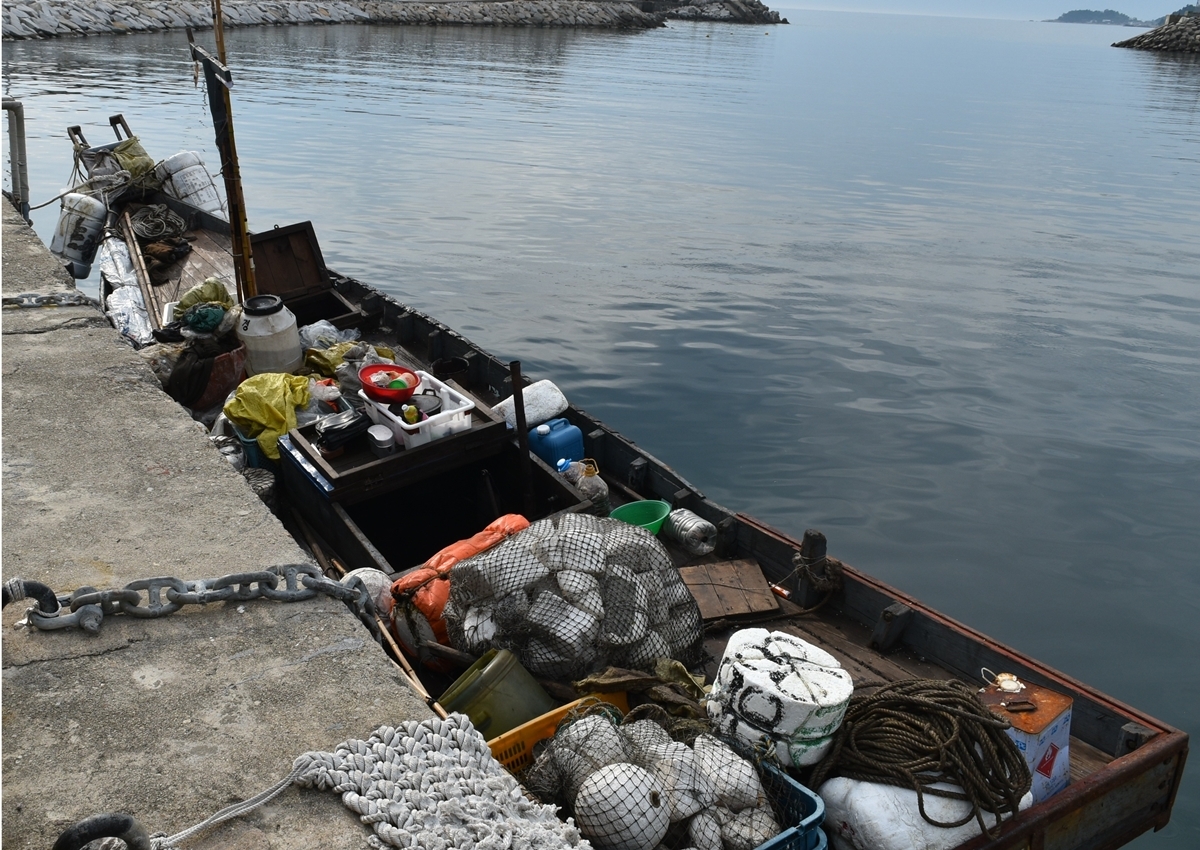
[390,514,529,663]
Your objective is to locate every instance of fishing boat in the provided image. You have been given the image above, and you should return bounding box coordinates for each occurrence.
[276,269,1188,850]
[46,48,1186,850]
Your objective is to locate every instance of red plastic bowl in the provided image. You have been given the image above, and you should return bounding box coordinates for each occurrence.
[359,364,420,404]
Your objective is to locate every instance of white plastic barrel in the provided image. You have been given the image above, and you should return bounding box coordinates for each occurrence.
[50,192,107,279]
[707,628,854,761]
[236,295,303,376]
[154,151,227,219]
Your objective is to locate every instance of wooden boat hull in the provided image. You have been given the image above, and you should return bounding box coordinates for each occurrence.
[294,271,1187,850]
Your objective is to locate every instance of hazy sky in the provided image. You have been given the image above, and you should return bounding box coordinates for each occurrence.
[781,1,1178,19]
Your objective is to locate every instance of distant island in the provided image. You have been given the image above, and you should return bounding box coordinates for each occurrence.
[1052,5,1198,25]
[1055,8,1133,22]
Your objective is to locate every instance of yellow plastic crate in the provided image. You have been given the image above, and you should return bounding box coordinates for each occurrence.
[488,692,628,775]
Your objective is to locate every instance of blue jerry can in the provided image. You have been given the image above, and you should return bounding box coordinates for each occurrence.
[527,418,584,466]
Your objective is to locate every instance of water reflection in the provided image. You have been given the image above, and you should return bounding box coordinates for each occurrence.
[3,19,1200,845]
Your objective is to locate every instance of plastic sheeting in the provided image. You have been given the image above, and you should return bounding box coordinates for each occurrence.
[222,372,311,461]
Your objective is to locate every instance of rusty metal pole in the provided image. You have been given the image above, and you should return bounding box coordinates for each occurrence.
[509,361,537,517]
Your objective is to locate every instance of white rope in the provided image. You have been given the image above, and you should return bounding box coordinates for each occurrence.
[151,714,589,850]
[151,765,304,849]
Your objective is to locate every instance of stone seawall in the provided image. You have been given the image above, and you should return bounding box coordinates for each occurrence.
[1113,15,1200,52]
[2,0,784,38]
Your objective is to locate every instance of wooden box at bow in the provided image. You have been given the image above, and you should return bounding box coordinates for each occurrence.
[249,221,367,329]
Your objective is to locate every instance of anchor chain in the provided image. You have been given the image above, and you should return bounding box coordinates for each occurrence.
[16,563,380,642]
[2,291,98,309]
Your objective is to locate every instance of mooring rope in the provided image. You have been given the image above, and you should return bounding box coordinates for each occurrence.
[808,678,1032,837]
[145,714,582,850]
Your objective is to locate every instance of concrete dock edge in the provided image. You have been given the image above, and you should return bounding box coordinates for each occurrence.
[1,199,433,849]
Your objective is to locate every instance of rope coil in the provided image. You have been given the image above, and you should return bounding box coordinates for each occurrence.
[809,678,1032,838]
[129,203,187,241]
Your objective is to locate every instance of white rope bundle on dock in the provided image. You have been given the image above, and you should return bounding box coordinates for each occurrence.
[153,713,589,850]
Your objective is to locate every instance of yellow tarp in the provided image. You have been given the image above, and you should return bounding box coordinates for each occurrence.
[223,373,311,461]
[175,278,236,321]
[111,137,156,179]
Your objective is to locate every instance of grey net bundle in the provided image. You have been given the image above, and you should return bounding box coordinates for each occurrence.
[523,702,782,850]
[443,513,703,680]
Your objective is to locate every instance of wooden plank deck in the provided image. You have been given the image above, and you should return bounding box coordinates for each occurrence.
[121,208,234,329]
[680,559,781,620]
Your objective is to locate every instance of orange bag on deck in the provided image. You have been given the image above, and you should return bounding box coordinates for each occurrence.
[390,514,529,668]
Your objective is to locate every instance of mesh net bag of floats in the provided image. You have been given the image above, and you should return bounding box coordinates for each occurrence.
[518,698,786,850]
[441,512,704,680]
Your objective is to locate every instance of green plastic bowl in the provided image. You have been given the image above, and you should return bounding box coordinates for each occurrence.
[610,500,671,534]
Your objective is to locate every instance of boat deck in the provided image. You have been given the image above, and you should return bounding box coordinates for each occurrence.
[116,199,235,329]
[703,590,1114,786]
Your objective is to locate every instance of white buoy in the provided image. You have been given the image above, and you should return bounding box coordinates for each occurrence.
[50,192,107,278]
[154,151,227,218]
[573,762,670,850]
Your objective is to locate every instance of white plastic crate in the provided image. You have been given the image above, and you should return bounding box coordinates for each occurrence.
[359,370,475,450]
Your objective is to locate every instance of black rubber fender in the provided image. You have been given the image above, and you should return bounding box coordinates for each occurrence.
[52,813,151,850]
[0,578,59,613]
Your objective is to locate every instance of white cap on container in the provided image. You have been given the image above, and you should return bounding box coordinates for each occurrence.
[537,423,550,435]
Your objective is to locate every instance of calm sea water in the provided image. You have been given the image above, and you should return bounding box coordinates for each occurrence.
[4,10,1198,845]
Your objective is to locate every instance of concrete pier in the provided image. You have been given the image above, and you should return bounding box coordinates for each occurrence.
[1,199,432,848]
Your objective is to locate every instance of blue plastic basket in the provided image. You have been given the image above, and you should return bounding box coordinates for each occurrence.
[757,762,826,850]
[231,422,277,470]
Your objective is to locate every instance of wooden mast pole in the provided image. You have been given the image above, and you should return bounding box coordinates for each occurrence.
[190,0,256,302]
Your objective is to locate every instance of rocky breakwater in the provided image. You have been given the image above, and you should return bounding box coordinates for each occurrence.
[1,0,663,38]
[661,0,785,24]
[2,0,787,38]
[1113,14,1200,52]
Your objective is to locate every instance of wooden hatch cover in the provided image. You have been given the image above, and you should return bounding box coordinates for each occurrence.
[250,221,366,328]
[679,559,781,621]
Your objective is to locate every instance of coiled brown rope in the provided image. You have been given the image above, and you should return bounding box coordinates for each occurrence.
[809,678,1032,837]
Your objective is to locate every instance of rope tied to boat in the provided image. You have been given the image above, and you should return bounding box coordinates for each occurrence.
[783,529,844,614]
[809,678,1032,838]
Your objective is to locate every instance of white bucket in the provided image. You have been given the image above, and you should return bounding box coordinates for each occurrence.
[236,295,303,376]
[50,192,107,279]
[154,151,227,219]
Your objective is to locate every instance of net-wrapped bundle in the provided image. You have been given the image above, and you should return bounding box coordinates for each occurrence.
[524,703,780,850]
[443,513,703,680]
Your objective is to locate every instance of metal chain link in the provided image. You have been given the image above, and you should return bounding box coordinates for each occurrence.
[25,564,380,642]
[2,291,98,309]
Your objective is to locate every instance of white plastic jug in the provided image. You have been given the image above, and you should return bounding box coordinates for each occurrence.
[50,192,107,279]
[236,295,303,376]
[154,151,227,219]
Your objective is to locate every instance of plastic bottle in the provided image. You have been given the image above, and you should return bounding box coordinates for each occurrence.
[662,508,718,556]
[528,417,584,466]
[558,458,611,517]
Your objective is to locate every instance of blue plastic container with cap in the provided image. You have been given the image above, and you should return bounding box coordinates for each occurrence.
[528,417,583,466]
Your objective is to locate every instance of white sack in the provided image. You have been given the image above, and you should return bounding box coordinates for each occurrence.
[820,777,1032,850]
